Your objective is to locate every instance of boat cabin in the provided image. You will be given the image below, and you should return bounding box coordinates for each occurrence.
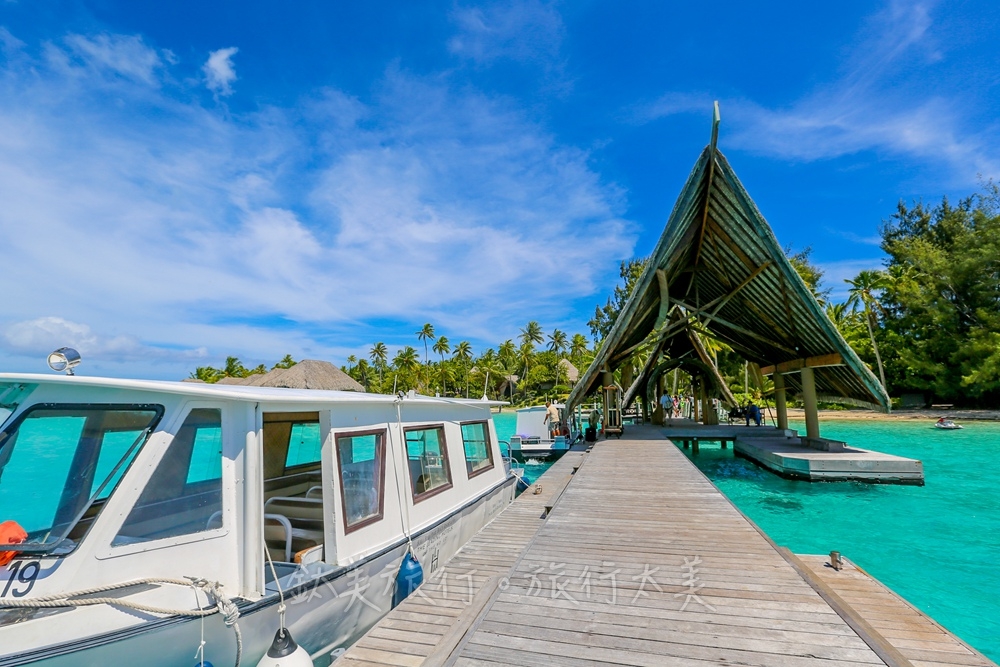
[0,374,510,631]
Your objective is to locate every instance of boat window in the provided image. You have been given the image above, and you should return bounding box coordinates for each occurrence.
[0,405,163,556]
[335,430,385,532]
[404,426,452,501]
[285,422,322,469]
[113,408,223,546]
[460,421,494,478]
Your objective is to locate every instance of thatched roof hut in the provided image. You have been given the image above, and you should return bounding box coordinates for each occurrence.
[558,359,580,385]
[244,359,364,392]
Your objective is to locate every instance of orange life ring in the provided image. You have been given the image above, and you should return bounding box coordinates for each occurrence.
[0,520,27,567]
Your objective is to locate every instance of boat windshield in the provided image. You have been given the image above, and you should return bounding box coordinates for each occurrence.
[0,404,163,554]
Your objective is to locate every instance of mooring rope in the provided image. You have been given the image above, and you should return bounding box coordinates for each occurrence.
[0,576,242,666]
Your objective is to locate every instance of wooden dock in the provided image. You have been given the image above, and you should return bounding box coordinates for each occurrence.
[335,425,992,667]
[663,421,925,485]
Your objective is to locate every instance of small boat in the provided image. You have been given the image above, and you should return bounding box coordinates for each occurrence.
[506,404,577,462]
[934,418,963,430]
[0,358,518,666]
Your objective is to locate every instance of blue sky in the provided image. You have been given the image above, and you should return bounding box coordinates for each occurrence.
[1,0,997,379]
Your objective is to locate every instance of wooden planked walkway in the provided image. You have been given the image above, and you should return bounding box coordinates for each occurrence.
[336,425,993,667]
[797,555,995,667]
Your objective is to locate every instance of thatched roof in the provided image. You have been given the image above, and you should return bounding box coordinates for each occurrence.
[568,115,888,413]
[558,359,580,383]
[215,376,253,385]
[244,359,364,392]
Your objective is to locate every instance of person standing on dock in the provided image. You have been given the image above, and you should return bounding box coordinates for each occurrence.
[543,401,561,438]
[660,392,672,424]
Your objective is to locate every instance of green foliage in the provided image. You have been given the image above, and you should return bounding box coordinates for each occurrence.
[189,354,296,383]
[876,191,1000,405]
[587,257,649,344]
[785,246,830,304]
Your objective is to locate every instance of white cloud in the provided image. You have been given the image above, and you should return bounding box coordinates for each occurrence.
[0,34,634,378]
[641,0,1000,185]
[203,46,239,96]
[2,317,207,364]
[62,33,163,85]
[449,0,564,65]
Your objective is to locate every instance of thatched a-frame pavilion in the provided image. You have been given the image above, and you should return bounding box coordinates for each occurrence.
[567,106,888,438]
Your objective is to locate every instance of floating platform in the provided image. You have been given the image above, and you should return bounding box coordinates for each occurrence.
[733,436,925,485]
[663,420,925,485]
[335,425,978,667]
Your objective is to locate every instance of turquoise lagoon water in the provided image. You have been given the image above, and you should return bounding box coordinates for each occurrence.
[680,419,1000,661]
[492,410,552,485]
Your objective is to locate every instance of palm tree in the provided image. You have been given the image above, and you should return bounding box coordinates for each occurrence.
[520,321,544,347]
[569,333,588,362]
[436,364,454,396]
[453,341,473,397]
[846,270,888,390]
[518,341,535,401]
[273,354,297,370]
[393,346,420,390]
[548,329,568,355]
[824,302,851,333]
[393,346,419,370]
[370,342,388,386]
[432,336,451,393]
[498,339,516,368]
[223,356,249,378]
[346,355,357,375]
[356,359,370,391]
[548,329,568,387]
[416,323,435,370]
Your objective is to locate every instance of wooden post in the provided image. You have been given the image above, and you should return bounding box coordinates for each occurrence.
[654,374,665,425]
[774,372,788,430]
[801,367,820,439]
[692,439,700,455]
[693,378,701,423]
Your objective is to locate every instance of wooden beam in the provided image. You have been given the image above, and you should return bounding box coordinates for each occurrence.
[760,353,843,375]
[708,261,771,318]
[672,298,799,355]
[685,103,722,298]
[654,269,670,328]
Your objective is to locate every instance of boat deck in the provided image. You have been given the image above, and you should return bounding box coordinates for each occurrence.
[334,425,990,667]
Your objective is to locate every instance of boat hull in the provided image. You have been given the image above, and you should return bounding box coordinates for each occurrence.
[0,477,517,667]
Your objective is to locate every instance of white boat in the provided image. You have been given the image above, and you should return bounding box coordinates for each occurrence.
[934,419,963,430]
[0,371,517,666]
[506,404,576,461]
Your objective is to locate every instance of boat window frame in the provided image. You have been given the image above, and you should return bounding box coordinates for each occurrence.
[334,427,388,534]
[403,423,453,504]
[0,402,165,557]
[281,419,324,475]
[458,420,495,479]
[102,401,231,559]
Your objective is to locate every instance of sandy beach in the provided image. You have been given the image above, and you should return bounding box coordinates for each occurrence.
[785,407,1000,421]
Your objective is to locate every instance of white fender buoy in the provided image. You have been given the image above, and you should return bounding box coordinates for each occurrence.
[255,628,313,667]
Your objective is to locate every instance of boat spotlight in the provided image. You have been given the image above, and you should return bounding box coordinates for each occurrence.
[47,347,81,375]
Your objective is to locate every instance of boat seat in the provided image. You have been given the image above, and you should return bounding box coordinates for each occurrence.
[263,497,325,562]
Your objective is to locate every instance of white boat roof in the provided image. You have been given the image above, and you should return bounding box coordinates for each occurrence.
[0,373,506,407]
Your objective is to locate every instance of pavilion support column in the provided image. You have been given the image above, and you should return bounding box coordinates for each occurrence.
[655,374,665,425]
[800,367,820,439]
[774,372,788,431]
[693,378,701,423]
